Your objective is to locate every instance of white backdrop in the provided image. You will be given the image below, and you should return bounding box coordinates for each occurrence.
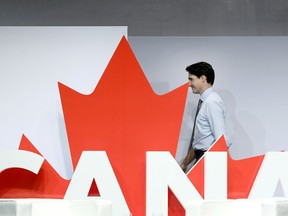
[0,27,127,179]
[129,36,288,163]
[1,30,288,178]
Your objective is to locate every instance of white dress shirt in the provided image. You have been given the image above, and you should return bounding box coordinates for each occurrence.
[192,87,226,151]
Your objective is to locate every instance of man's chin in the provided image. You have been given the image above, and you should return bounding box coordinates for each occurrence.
[192,90,198,94]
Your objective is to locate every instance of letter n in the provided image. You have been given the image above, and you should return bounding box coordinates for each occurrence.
[146,151,203,216]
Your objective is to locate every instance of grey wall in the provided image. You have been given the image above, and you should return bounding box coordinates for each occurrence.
[129,36,288,163]
[0,0,288,36]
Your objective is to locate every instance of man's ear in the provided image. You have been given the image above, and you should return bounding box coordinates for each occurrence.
[200,75,207,82]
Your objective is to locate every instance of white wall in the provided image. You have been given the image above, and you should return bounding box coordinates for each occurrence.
[0,27,127,179]
[1,31,287,178]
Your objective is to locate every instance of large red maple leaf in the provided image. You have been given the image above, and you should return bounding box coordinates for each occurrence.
[58,36,188,216]
[0,36,265,216]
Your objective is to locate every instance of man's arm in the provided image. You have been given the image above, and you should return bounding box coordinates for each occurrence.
[206,100,225,141]
[180,149,195,173]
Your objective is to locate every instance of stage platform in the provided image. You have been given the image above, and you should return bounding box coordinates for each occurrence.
[0,199,112,216]
[186,198,288,216]
[1,198,288,216]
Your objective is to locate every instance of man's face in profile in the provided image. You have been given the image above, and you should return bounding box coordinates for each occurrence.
[188,73,206,95]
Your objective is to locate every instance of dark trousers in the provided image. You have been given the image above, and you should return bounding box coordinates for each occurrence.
[194,149,206,163]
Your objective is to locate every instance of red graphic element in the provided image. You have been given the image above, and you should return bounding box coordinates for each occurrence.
[59,36,188,216]
[0,135,69,198]
[0,36,265,215]
[88,179,100,196]
[187,136,264,199]
[170,136,264,215]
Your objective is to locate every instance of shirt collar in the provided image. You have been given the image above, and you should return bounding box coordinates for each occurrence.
[200,87,213,102]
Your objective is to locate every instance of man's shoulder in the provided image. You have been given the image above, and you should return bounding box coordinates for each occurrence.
[204,92,225,111]
[206,91,223,102]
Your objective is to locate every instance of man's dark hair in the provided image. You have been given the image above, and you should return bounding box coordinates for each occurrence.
[185,62,215,85]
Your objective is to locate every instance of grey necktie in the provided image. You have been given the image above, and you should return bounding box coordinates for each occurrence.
[188,99,203,153]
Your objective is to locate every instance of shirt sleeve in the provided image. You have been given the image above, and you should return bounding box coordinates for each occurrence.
[205,99,226,140]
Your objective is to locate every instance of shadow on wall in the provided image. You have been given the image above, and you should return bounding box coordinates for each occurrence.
[218,89,267,160]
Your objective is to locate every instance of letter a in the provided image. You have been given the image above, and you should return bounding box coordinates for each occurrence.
[249,152,288,198]
[65,151,129,216]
